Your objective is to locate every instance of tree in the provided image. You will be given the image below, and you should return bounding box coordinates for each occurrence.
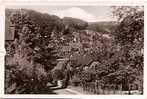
[5,9,62,94]
[112,6,144,21]
[112,6,144,93]
[63,17,88,30]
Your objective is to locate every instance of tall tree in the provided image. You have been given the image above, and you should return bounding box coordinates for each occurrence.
[5,9,62,94]
[112,6,144,92]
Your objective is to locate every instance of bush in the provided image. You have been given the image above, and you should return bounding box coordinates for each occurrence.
[71,75,81,86]
[52,69,64,80]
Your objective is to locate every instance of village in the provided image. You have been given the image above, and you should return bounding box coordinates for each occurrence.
[5,6,143,95]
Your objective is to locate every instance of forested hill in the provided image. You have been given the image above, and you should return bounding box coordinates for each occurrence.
[5,9,118,38]
[87,21,119,34]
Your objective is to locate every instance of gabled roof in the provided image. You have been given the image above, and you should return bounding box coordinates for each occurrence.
[5,18,15,40]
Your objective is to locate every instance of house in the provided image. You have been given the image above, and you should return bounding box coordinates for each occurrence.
[5,18,15,41]
[52,58,69,71]
[51,58,69,87]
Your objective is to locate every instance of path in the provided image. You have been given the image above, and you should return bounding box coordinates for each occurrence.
[50,86,85,95]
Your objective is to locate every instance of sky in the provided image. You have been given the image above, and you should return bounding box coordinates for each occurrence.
[6,6,116,22]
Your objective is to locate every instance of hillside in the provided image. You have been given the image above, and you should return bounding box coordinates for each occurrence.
[87,21,119,34]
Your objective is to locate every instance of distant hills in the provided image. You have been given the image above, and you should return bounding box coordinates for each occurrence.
[5,9,119,41]
[87,21,119,34]
[62,16,119,35]
[62,16,119,33]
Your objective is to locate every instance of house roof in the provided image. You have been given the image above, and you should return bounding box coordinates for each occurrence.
[5,18,15,40]
[53,58,69,70]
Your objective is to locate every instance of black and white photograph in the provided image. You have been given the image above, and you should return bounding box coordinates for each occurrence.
[4,5,144,95]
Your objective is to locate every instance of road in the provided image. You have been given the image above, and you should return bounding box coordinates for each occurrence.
[50,86,84,95]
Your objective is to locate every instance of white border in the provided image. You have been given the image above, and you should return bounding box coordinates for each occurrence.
[0,4,5,98]
[0,1,146,99]
[1,1,146,6]
[144,2,147,99]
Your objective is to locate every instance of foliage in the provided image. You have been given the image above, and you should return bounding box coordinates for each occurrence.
[87,21,118,34]
[68,6,144,93]
[70,74,81,86]
[112,6,144,21]
[5,9,61,94]
[52,69,64,80]
[63,17,88,30]
[111,6,144,91]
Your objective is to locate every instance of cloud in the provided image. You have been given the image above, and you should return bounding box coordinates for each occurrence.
[49,7,109,22]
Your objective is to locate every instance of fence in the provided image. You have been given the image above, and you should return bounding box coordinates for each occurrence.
[75,81,142,95]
